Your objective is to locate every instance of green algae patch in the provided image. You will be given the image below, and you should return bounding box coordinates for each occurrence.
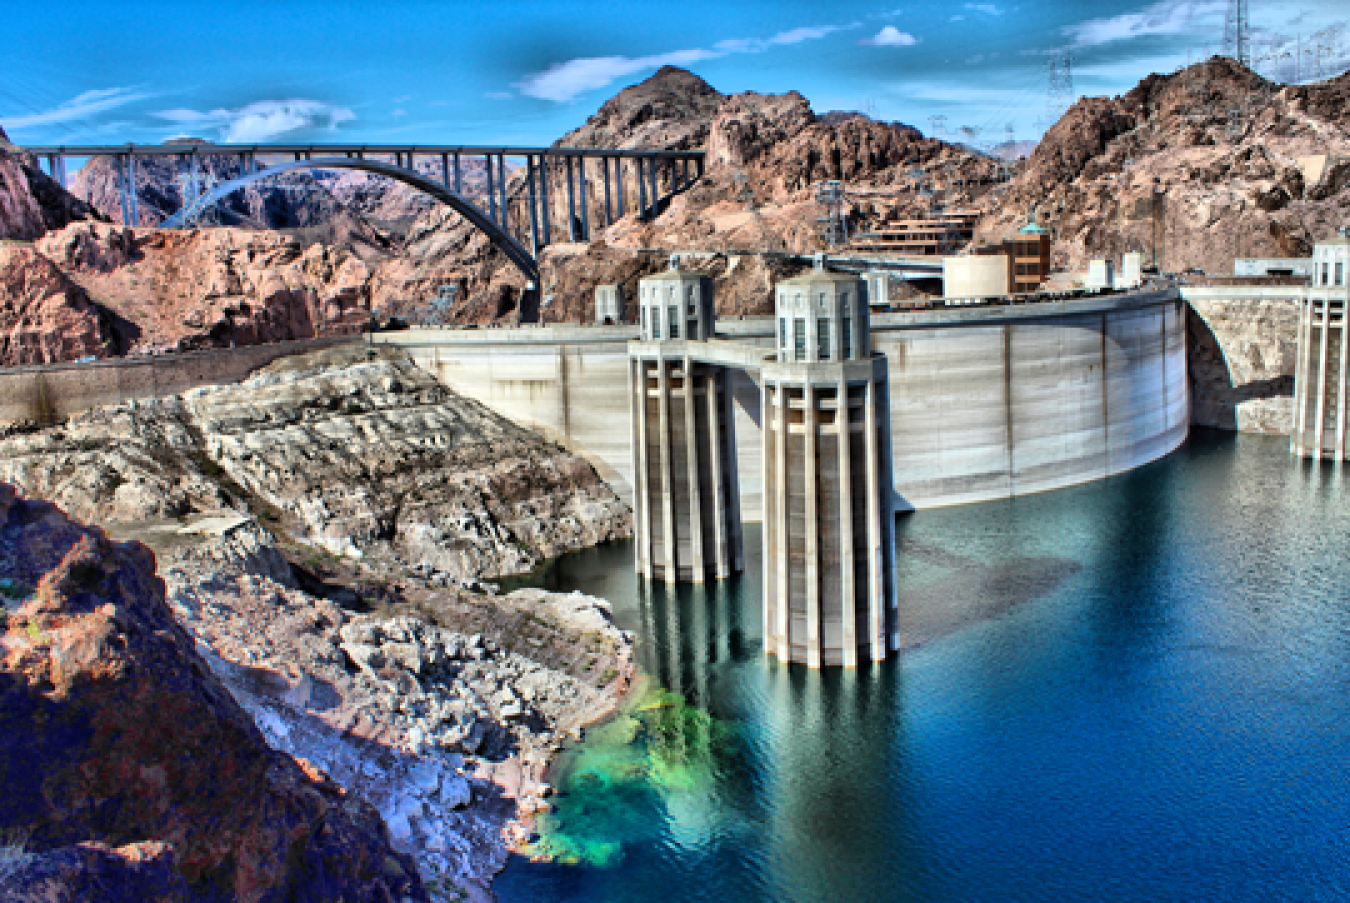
[522,680,739,869]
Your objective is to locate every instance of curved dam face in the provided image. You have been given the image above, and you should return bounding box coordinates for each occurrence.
[378,287,1188,519]
[873,289,1189,509]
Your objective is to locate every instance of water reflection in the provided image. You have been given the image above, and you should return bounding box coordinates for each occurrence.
[500,430,1350,903]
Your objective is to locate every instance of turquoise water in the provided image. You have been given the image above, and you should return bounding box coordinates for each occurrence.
[496,430,1350,902]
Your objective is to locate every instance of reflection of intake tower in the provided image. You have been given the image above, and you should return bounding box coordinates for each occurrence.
[762,270,897,667]
[629,264,744,582]
[1292,228,1350,460]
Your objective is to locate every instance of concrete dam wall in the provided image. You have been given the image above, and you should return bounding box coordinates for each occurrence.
[380,288,1188,519]
[0,337,358,426]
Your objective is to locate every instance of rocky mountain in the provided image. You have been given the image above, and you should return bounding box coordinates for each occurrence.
[0,244,127,364]
[371,66,998,323]
[28,222,371,355]
[0,126,103,241]
[977,58,1350,273]
[0,482,427,902]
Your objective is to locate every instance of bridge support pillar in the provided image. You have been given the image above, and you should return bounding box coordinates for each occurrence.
[578,155,590,240]
[636,159,647,222]
[120,153,139,226]
[526,156,542,257]
[565,155,577,242]
[648,158,659,221]
[485,154,498,224]
[602,157,613,226]
[497,155,509,230]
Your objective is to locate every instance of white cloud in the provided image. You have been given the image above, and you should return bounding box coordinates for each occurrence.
[965,3,1003,15]
[2,87,150,130]
[770,26,840,45]
[516,23,846,103]
[1063,0,1225,48]
[153,99,355,143]
[516,49,715,103]
[950,14,966,21]
[861,26,919,46]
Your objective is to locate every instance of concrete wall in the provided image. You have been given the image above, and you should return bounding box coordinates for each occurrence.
[873,290,1188,509]
[0,337,357,425]
[382,288,1190,517]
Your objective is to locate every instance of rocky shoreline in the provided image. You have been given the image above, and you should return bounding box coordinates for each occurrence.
[0,345,637,901]
[158,519,636,901]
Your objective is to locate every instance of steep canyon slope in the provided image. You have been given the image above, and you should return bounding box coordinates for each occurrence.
[978,58,1350,273]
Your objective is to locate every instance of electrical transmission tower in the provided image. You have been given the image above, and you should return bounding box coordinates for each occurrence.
[816,180,849,249]
[1223,0,1251,68]
[928,115,948,141]
[1046,47,1075,126]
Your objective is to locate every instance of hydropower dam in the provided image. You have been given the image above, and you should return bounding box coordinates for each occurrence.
[376,269,1189,665]
[375,285,1189,516]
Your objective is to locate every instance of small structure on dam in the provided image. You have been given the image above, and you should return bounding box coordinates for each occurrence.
[629,259,897,668]
[1292,227,1350,460]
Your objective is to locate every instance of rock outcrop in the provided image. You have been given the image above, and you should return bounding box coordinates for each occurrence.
[1186,287,1300,433]
[0,483,427,902]
[0,127,103,242]
[161,538,633,900]
[0,343,631,580]
[32,222,372,352]
[978,59,1350,274]
[0,244,125,365]
[0,341,637,901]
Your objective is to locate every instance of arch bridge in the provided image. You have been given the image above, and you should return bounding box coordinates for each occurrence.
[27,142,707,293]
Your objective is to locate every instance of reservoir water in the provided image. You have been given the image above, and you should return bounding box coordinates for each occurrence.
[495,429,1350,902]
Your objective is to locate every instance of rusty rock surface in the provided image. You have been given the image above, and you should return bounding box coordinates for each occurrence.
[0,483,427,902]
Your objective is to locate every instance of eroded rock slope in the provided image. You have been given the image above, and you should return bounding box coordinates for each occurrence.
[0,483,427,902]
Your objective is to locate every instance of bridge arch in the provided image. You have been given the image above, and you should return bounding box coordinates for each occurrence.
[160,156,539,285]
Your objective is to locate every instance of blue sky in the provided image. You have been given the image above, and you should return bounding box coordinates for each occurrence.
[2,0,1346,149]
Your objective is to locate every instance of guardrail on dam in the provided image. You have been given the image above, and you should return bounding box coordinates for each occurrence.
[376,286,1189,519]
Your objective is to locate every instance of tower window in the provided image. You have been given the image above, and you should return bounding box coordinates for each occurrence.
[843,316,853,358]
[669,306,680,339]
[818,318,831,360]
[1337,262,1345,287]
[794,318,806,361]
[780,317,787,350]
[652,307,661,339]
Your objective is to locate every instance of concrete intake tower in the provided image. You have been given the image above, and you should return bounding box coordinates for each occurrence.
[629,259,896,667]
